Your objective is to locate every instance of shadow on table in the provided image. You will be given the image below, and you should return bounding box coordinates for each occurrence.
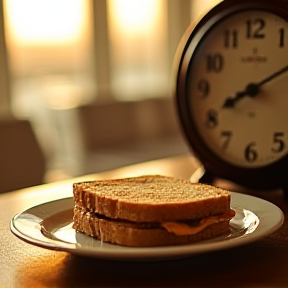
[15,232,288,288]
[63,240,288,288]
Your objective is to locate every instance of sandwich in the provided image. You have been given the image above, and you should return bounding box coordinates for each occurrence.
[72,175,235,247]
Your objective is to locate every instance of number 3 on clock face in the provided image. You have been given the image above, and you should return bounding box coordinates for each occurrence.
[176,1,288,189]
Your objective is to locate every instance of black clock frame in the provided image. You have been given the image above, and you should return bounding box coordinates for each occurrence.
[175,0,288,190]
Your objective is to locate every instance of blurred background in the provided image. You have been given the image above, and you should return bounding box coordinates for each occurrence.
[0,0,221,193]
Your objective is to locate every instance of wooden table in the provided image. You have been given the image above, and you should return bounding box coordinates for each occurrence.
[1,154,287,288]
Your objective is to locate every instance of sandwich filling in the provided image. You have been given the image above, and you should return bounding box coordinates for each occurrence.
[161,209,235,235]
[75,207,235,236]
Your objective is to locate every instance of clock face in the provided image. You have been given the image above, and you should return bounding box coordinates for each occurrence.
[186,8,288,168]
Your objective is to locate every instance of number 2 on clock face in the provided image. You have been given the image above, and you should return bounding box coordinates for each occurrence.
[189,9,288,168]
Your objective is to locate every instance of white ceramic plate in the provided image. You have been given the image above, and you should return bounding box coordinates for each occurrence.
[10,192,284,261]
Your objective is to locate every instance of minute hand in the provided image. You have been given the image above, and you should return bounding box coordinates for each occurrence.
[258,64,288,86]
[222,64,288,108]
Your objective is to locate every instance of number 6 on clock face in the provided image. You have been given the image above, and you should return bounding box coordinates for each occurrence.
[175,0,288,189]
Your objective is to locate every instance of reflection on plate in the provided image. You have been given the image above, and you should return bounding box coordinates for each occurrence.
[10,192,284,261]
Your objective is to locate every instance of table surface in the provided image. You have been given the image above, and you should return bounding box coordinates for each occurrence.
[1,154,287,288]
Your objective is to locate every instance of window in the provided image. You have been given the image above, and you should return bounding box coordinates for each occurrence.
[1,0,220,179]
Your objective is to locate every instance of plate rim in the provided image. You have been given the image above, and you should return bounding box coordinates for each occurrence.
[10,192,284,261]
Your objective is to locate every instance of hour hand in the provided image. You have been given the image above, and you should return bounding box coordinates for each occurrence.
[222,84,258,108]
[222,91,245,108]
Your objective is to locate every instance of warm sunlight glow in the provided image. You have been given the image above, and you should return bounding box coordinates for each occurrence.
[107,0,168,100]
[5,0,85,45]
[191,0,222,20]
[108,0,160,35]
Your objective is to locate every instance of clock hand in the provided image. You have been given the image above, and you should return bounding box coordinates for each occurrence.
[222,64,288,108]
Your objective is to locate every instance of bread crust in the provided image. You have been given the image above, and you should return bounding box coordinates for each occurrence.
[73,175,231,222]
[73,206,231,247]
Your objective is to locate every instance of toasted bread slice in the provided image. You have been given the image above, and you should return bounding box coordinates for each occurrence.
[73,206,231,247]
[73,175,231,222]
